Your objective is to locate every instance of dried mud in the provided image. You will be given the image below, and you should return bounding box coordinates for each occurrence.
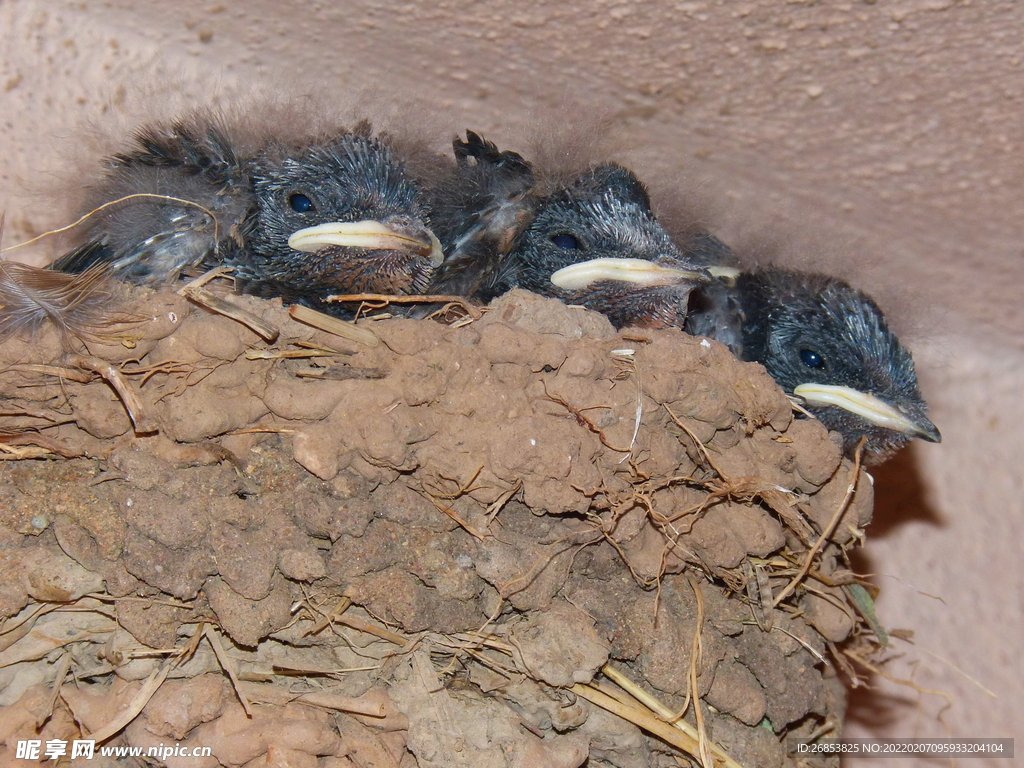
[0,286,880,767]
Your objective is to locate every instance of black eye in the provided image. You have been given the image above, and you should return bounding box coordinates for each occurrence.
[800,349,825,369]
[289,193,314,213]
[551,233,580,250]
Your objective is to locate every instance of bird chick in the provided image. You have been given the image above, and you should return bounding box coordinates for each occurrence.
[426,132,708,329]
[686,266,941,460]
[51,113,442,314]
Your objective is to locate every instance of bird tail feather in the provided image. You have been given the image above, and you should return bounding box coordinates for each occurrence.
[47,241,110,275]
[0,260,123,346]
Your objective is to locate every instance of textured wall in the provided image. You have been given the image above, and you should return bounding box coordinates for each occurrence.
[2,0,1020,762]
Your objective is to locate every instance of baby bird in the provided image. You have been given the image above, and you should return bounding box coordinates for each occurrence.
[685,265,941,459]
[51,113,442,314]
[426,132,709,329]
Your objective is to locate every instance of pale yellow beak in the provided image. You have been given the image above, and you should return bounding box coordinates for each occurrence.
[288,221,444,267]
[794,383,941,442]
[707,265,740,280]
[550,258,709,291]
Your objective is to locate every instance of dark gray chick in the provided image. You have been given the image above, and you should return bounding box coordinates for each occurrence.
[51,114,442,314]
[426,131,709,329]
[686,265,941,460]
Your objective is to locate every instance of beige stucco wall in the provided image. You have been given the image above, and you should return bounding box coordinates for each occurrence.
[2,1,1020,762]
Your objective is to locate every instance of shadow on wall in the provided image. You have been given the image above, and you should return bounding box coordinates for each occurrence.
[845,686,923,733]
[844,444,943,735]
[867,446,944,536]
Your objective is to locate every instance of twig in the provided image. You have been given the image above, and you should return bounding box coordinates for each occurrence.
[203,625,252,717]
[498,532,602,600]
[768,625,826,665]
[742,559,774,632]
[180,284,279,342]
[295,366,387,380]
[4,364,94,383]
[61,354,157,434]
[0,603,58,647]
[325,293,483,320]
[334,613,409,647]
[571,681,747,768]
[916,646,997,699]
[843,649,955,712]
[39,651,73,728]
[288,304,379,347]
[772,439,866,608]
[83,658,173,743]
[245,346,345,360]
[600,664,745,768]
[427,496,488,541]
[0,433,82,459]
[611,348,643,462]
[420,467,490,540]
[485,480,521,524]
[685,575,713,768]
[541,381,630,453]
[83,593,193,610]
[295,691,388,718]
[664,403,726,478]
[179,265,234,290]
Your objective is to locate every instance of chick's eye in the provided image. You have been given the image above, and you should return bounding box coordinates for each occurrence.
[551,233,580,250]
[289,193,314,213]
[800,349,825,369]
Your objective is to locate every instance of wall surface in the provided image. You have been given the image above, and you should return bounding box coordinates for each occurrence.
[2,0,1020,763]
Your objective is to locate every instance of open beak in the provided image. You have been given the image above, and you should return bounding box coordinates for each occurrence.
[550,258,710,291]
[288,221,444,267]
[793,383,941,443]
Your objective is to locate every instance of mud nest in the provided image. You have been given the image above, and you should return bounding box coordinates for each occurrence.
[0,285,885,768]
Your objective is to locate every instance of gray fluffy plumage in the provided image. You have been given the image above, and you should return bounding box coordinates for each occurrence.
[686,265,940,459]
[425,131,709,329]
[51,112,440,315]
